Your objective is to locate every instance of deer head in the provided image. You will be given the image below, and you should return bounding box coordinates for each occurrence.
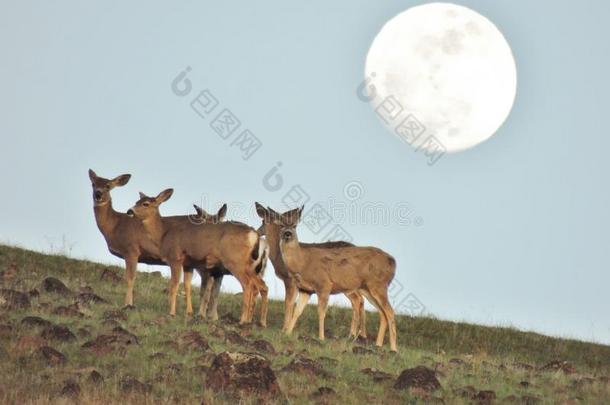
[126,189,174,220]
[88,169,131,206]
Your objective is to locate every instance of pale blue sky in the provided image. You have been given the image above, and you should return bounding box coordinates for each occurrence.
[1,1,609,344]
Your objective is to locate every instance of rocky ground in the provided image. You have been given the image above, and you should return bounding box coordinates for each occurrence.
[0,244,609,404]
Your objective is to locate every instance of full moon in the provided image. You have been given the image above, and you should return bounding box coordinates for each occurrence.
[365,3,517,153]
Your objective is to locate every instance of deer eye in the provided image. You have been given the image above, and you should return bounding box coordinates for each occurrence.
[143,202,150,207]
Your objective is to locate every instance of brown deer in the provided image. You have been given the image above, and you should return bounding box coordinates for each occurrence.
[255,203,367,338]
[89,169,225,315]
[127,189,268,324]
[271,206,398,352]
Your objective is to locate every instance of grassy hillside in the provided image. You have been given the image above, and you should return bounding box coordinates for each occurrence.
[0,244,608,404]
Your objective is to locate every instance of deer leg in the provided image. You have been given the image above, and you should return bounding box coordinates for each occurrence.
[345,292,362,339]
[198,270,212,319]
[184,268,193,316]
[251,276,268,327]
[317,292,330,340]
[286,291,310,335]
[207,274,223,321]
[283,279,298,332]
[359,295,367,338]
[168,263,183,316]
[233,273,253,324]
[371,288,397,352]
[247,281,258,323]
[360,289,388,348]
[124,256,138,307]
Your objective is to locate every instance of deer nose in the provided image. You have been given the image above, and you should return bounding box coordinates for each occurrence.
[126,209,135,217]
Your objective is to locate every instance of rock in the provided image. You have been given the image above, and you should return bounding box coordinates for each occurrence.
[35,346,67,367]
[100,268,121,284]
[520,395,541,404]
[251,339,275,354]
[88,370,104,385]
[75,292,108,305]
[540,360,576,374]
[361,367,394,381]
[220,312,240,325]
[352,346,375,355]
[103,309,128,322]
[197,352,217,367]
[282,356,334,379]
[40,325,76,342]
[120,376,152,395]
[453,386,477,399]
[0,289,31,310]
[21,316,52,329]
[310,386,336,400]
[42,277,72,295]
[519,381,530,388]
[225,330,249,346]
[28,289,40,298]
[149,352,166,360]
[177,330,209,351]
[0,323,13,339]
[449,358,466,366]
[60,380,80,397]
[53,305,84,318]
[82,326,139,355]
[205,352,283,400]
[475,390,496,405]
[77,328,91,338]
[111,326,139,344]
[14,335,47,354]
[512,362,534,371]
[394,366,441,392]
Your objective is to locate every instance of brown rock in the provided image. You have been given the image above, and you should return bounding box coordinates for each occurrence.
[394,366,441,392]
[205,352,283,400]
[475,390,496,405]
[0,289,31,310]
[103,309,128,322]
[310,386,336,400]
[177,330,209,351]
[100,268,121,284]
[60,379,80,397]
[75,292,108,305]
[352,346,375,355]
[88,370,104,385]
[82,329,138,355]
[28,289,40,298]
[540,360,576,374]
[282,356,334,379]
[453,385,477,399]
[53,305,84,318]
[21,316,52,329]
[225,330,249,346]
[36,346,67,367]
[42,277,72,295]
[40,325,76,342]
[15,335,47,354]
[520,395,541,404]
[361,367,394,381]
[251,339,275,354]
[120,376,152,395]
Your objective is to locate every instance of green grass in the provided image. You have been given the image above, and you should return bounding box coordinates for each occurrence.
[0,244,609,404]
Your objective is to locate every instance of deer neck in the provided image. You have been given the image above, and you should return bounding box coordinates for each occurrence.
[93,199,120,236]
[140,214,166,246]
[279,238,305,271]
[265,225,283,264]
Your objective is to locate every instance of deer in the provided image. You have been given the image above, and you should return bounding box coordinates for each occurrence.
[127,189,269,325]
[255,203,367,339]
[88,169,225,318]
[270,205,398,352]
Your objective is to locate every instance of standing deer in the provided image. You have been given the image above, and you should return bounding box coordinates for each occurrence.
[255,203,367,338]
[127,189,268,325]
[271,206,398,352]
[88,169,224,316]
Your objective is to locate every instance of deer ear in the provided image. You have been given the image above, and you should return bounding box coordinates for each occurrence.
[139,192,147,199]
[255,202,268,219]
[88,169,97,182]
[112,174,131,187]
[156,188,174,204]
[193,204,204,217]
[217,204,227,220]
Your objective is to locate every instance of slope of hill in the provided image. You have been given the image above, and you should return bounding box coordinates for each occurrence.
[0,244,608,404]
